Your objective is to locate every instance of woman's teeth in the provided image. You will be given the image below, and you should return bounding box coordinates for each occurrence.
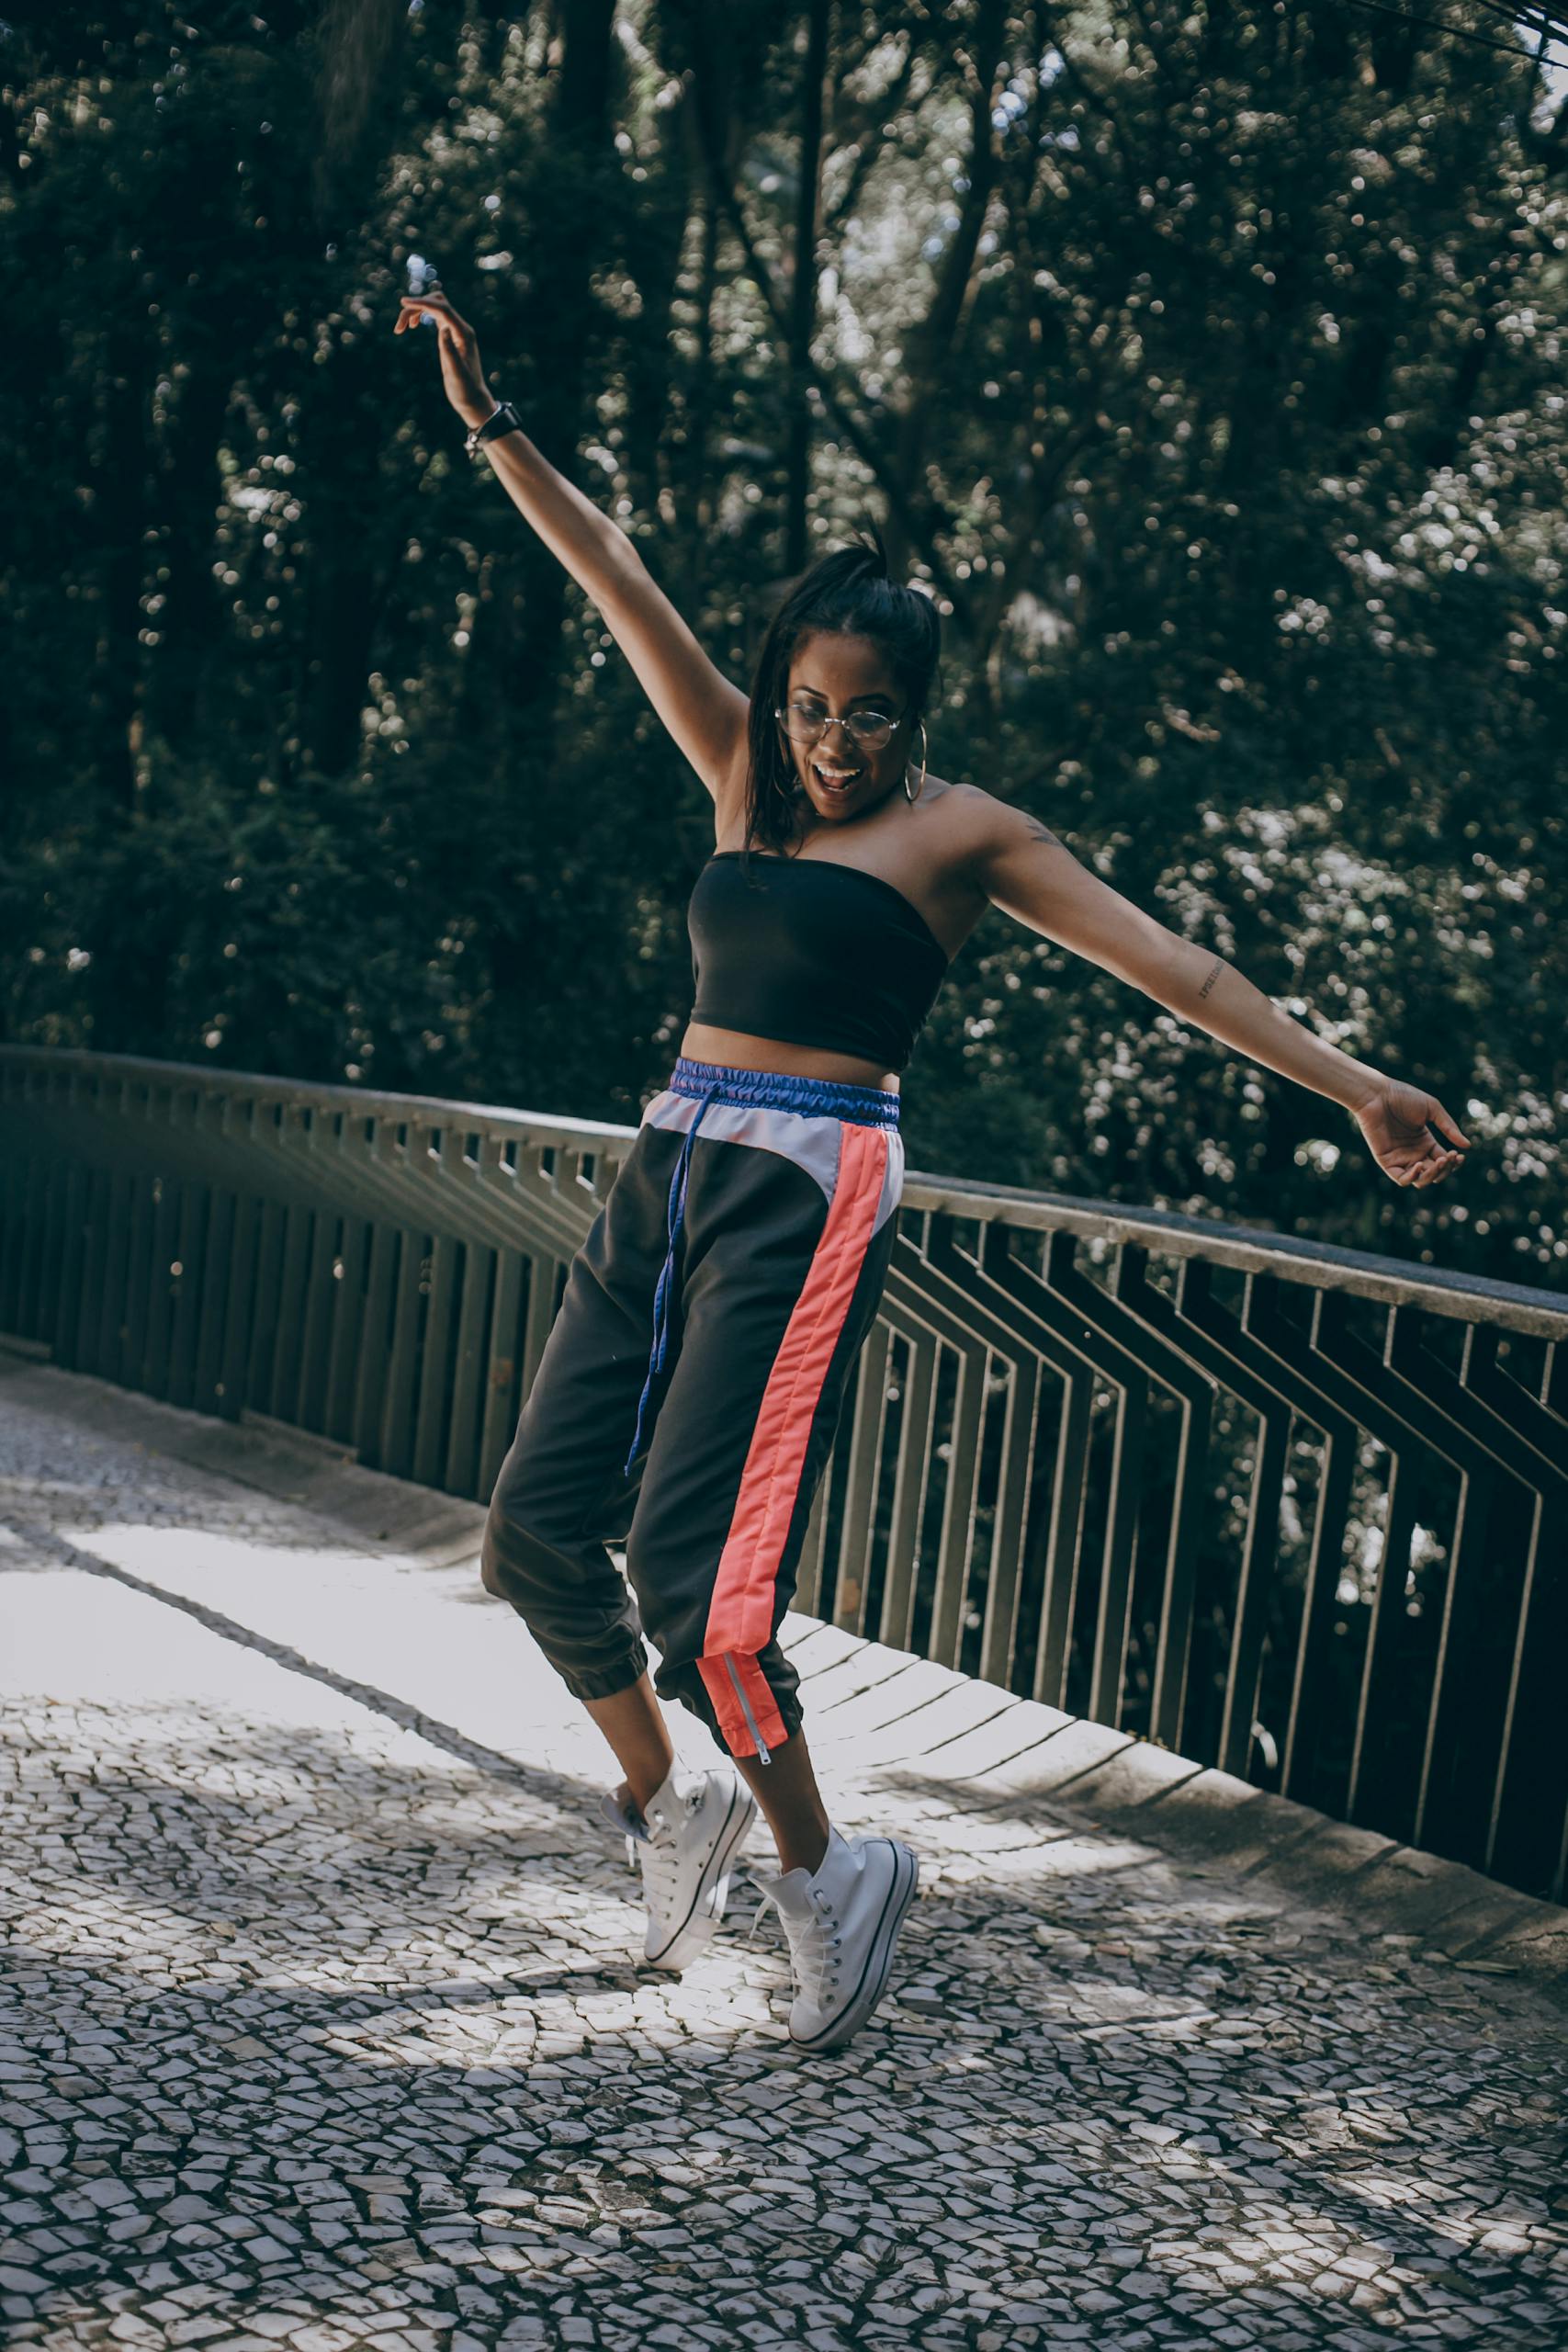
[813,762,863,790]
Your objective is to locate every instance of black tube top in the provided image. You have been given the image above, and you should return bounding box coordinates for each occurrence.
[687,850,951,1074]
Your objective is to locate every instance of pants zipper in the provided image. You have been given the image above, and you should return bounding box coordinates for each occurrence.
[725,1654,772,1764]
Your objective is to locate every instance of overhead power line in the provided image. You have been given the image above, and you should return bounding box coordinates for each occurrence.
[1323,0,1568,64]
[1468,1,1566,43]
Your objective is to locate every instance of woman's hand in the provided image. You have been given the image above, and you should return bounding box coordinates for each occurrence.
[394,288,497,431]
[1348,1074,1471,1188]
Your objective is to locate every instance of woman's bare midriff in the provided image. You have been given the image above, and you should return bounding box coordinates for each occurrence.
[677,1021,899,1094]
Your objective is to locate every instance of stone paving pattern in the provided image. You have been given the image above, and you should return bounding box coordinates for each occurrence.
[2,1358,1566,2352]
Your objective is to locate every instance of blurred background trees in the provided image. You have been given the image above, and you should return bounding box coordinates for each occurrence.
[3,0,1564,1287]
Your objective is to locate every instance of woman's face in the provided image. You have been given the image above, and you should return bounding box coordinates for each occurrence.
[777,631,911,825]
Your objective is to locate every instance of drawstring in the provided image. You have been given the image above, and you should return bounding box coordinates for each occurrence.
[620,1055,897,1479]
[624,1082,722,1475]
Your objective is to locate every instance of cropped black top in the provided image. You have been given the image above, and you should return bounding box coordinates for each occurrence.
[687,850,951,1074]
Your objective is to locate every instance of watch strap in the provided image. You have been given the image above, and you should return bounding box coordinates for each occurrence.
[466,401,523,458]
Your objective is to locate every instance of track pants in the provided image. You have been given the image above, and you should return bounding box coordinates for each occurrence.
[480,1056,905,1761]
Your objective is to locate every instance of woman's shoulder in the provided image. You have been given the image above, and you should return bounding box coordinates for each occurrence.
[928,778,1066,868]
[921,777,1029,877]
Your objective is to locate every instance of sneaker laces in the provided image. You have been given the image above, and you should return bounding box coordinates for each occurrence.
[630,1784,705,1899]
[749,1886,843,2005]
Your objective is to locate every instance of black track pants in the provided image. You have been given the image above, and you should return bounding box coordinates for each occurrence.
[479,1058,904,1760]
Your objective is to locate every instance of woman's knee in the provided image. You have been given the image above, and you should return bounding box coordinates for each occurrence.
[478,1518,512,1601]
[479,1442,558,1600]
[479,1464,560,1603]
[479,1456,637,1651]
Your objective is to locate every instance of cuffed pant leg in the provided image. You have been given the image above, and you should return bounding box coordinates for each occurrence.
[479,1128,680,1707]
[624,1119,900,1760]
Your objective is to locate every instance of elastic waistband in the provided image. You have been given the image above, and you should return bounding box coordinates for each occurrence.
[668,1054,900,1129]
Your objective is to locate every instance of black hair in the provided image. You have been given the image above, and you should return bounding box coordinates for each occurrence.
[741,523,942,861]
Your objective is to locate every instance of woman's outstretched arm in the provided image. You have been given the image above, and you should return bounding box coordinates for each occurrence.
[396,288,748,801]
[965,794,1470,1191]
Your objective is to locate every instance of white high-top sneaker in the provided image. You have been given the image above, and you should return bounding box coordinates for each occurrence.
[750,1826,919,2052]
[599,1761,757,1972]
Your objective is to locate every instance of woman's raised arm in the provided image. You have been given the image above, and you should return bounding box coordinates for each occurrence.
[397,289,749,802]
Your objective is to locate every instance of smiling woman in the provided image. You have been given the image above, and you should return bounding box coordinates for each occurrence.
[398,283,1472,2061]
[739,548,941,861]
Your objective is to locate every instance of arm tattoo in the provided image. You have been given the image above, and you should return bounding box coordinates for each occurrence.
[1197,957,1224,1001]
[1021,814,1063,850]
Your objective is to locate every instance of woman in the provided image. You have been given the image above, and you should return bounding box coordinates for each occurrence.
[395,287,1469,2053]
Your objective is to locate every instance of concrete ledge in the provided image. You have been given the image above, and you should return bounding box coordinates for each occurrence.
[966,1715,1134,1797]
[1020,1757,1568,1998]
[896,1697,1077,1783]
[239,1407,361,1464]
[0,1360,488,1565]
[779,1617,864,1674]
[808,1657,965,1747]
[1238,1816,1400,1899]
[1472,1913,1568,1978]
[789,1636,931,1713]
[1032,1736,1206,1817]
[1419,1887,1551,1959]
[1342,1844,1508,1937]
[871,1679,1020,1763]
[1079,1766,1325,1871]
[0,1330,52,1363]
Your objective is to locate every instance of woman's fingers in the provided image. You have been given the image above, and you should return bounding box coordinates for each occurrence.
[1359,1082,1472,1191]
[396,292,472,338]
[1427,1097,1470,1150]
[1406,1094,1470,1185]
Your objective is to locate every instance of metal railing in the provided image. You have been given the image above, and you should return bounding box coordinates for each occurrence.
[3,1045,1564,1901]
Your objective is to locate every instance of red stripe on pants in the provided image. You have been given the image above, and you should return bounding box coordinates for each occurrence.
[700,1121,890,1755]
[697,1651,790,1759]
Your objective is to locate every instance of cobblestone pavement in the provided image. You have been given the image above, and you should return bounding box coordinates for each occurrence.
[3,1368,1567,2352]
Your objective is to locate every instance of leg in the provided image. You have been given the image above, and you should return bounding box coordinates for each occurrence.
[734,1732,829,1875]
[482,1114,826,1977]
[583,1671,675,1816]
[625,1114,899,1871]
[479,1122,684,1718]
[606,1091,918,2041]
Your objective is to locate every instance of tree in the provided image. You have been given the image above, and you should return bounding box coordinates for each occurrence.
[2,1,1563,1290]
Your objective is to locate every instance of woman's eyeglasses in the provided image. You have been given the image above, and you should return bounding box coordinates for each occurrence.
[775,700,901,752]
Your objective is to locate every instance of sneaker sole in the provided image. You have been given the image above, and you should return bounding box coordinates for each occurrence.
[645,1781,759,1971]
[789,1839,920,2052]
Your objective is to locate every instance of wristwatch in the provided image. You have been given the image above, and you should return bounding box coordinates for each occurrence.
[464,400,524,460]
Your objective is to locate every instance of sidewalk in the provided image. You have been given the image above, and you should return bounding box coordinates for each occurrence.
[3,1354,1565,2352]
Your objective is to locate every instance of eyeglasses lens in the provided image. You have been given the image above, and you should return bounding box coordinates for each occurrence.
[779,703,896,752]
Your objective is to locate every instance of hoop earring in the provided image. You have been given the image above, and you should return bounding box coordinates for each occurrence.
[902,719,928,804]
[773,720,806,802]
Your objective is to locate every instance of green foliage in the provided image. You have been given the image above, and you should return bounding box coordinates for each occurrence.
[3,3,1564,1288]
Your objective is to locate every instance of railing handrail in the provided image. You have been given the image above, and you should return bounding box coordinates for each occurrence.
[6,1043,1563,1342]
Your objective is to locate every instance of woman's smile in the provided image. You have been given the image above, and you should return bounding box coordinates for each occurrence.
[783,630,908,819]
